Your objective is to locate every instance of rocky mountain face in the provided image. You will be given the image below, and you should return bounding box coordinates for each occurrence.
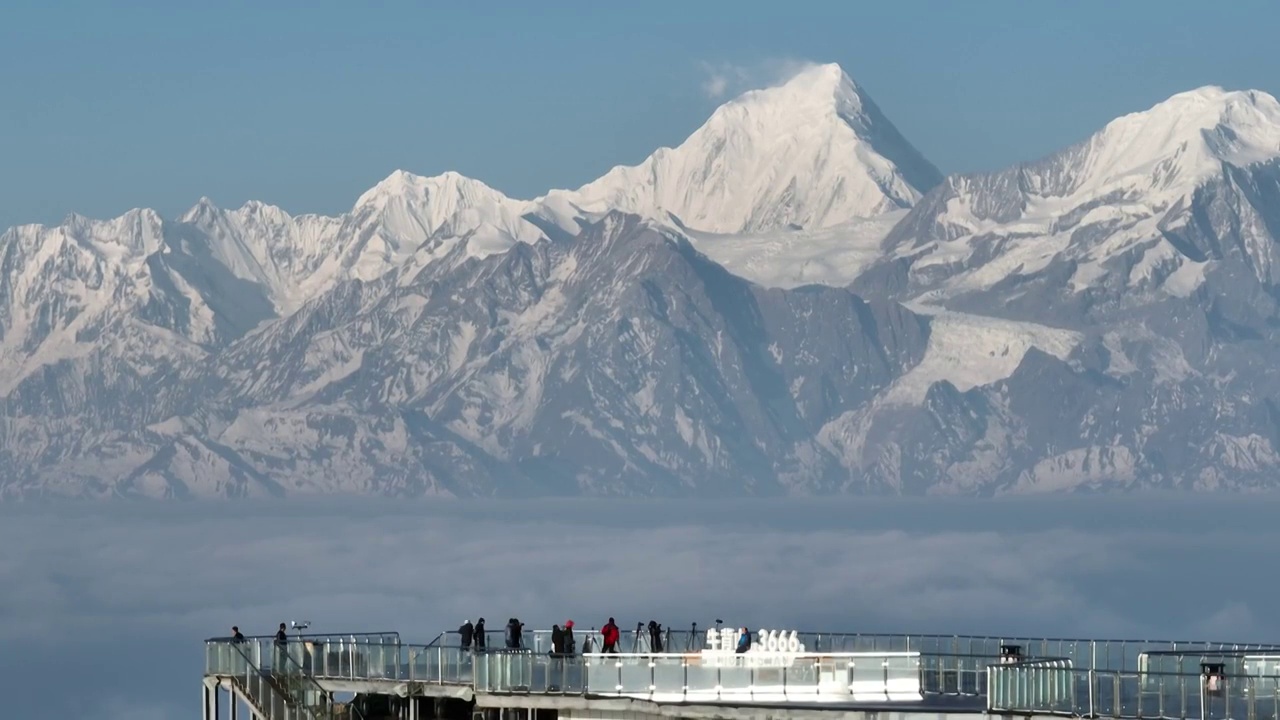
[4,68,1280,498]
[843,87,1280,492]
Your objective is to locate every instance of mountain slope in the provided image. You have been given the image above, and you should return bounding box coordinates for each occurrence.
[833,86,1280,493]
[858,86,1280,317]
[546,63,942,234]
[1,213,930,497]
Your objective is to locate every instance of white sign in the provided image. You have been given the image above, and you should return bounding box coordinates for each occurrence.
[704,628,806,654]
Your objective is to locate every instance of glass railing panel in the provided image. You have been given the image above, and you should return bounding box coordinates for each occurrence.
[538,655,580,693]
[490,651,516,693]
[652,657,685,697]
[585,656,619,694]
[685,662,718,697]
[849,657,885,695]
[718,665,751,694]
[784,658,819,697]
[885,655,921,696]
[504,652,533,692]
[752,666,785,697]
[470,651,489,690]
[206,642,252,676]
[524,654,549,692]
[618,659,653,695]
[409,646,441,682]
[474,652,496,691]
[438,647,472,683]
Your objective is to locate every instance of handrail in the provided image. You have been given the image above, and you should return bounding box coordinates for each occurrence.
[199,625,1280,712]
[989,659,1280,718]
[208,640,332,719]
[438,628,1280,651]
[205,631,402,643]
[273,640,336,719]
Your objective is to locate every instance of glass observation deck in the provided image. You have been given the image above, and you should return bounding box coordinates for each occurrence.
[203,629,1280,719]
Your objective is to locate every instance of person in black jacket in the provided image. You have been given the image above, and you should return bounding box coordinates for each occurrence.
[548,624,565,690]
[505,618,524,649]
[274,623,290,670]
[459,620,475,650]
[648,621,663,653]
[231,626,246,643]
[563,620,576,655]
[475,618,487,649]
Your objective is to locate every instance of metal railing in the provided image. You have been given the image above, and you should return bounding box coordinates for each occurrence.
[990,665,1280,720]
[207,640,333,719]
[204,629,1280,718]
[442,629,1278,673]
[989,657,1076,715]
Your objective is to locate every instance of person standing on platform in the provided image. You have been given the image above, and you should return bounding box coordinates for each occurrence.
[736,627,752,654]
[459,620,474,650]
[275,622,289,670]
[549,624,565,690]
[648,621,663,653]
[563,620,576,655]
[506,618,524,649]
[601,617,620,654]
[475,618,486,650]
[231,626,246,643]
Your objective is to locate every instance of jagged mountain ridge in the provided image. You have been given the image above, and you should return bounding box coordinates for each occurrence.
[5,69,1280,497]
[4,214,929,497]
[838,86,1280,493]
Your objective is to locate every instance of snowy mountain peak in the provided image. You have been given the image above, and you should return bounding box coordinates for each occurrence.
[548,62,942,234]
[733,62,862,116]
[355,169,521,212]
[179,196,221,224]
[1069,86,1280,194]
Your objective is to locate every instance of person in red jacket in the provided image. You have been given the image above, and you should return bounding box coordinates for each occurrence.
[601,617,621,653]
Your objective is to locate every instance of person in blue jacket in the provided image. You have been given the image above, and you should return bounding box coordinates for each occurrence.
[736,627,752,654]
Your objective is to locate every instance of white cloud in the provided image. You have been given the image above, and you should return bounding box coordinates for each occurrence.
[699,61,744,99]
[697,58,827,100]
[2,495,1278,716]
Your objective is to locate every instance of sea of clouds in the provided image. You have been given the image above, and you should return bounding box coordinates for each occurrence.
[1,494,1276,718]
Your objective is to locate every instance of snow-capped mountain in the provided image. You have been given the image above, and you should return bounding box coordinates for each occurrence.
[838,86,1280,493]
[4,69,1280,498]
[862,86,1280,313]
[179,171,544,313]
[545,63,942,234]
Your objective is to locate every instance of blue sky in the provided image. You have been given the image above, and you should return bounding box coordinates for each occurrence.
[2,0,1277,230]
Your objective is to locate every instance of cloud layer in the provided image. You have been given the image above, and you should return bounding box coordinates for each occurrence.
[2,495,1278,718]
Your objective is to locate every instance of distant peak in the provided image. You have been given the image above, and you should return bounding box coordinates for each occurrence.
[726,61,861,116]
[357,169,505,208]
[1075,85,1280,185]
[179,196,222,223]
[781,61,853,90]
[551,59,939,234]
[1142,85,1280,117]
